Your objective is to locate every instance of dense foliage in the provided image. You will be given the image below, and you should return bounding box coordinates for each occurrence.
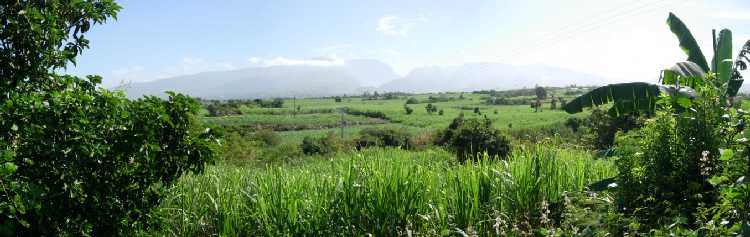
[436,115,511,161]
[354,127,414,150]
[0,1,218,235]
[300,132,343,155]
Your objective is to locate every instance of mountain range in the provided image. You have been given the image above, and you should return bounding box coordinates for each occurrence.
[120,59,610,99]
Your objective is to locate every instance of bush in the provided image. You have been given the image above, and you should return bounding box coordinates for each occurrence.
[405,97,419,104]
[0,2,219,236]
[564,117,583,133]
[342,108,388,120]
[614,98,723,231]
[221,132,302,166]
[301,132,343,155]
[252,129,281,146]
[584,109,643,150]
[354,127,414,150]
[404,104,414,115]
[436,115,511,162]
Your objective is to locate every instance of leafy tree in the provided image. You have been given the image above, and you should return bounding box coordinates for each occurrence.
[405,97,419,104]
[473,107,481,114]
[535,86,547,100]
[425,103,436,114]
[335,96,342,102]
[0,1,218,235]
[438,109,444,116]
[439,116,511,162]
[404,104,414,114]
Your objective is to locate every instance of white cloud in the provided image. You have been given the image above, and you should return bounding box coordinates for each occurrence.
[376,15,427,37]
[382,49,401,57]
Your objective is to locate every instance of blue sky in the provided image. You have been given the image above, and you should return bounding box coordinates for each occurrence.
[67,0,750,88]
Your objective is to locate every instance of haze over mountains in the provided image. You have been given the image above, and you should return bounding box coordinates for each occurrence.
[122,59,609,99]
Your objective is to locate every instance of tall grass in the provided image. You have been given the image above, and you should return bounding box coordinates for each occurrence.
[150,146,615,236]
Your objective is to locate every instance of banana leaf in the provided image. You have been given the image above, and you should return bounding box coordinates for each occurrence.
[667,12,709,72]
[564,82,696,115]
[660,61,706,88]
[713,29,733,85]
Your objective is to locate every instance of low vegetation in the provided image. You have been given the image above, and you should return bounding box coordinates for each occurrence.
[4,2,750,236]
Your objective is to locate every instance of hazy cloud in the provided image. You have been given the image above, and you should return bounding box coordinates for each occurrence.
[248,56,345,67]
[376,15,427,37]
[706,10,750,20]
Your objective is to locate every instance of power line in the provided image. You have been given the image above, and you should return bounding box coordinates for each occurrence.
[501,0,692,62]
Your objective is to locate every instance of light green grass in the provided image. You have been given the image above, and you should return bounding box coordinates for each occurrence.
[151,145,615,236]
[203,113,381,128]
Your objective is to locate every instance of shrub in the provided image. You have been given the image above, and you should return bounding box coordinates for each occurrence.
[425,103,437,114]
[0,2,218,236]
[437,115,511,162]
[584,108,643,150]
[342,108,389,120]
[404,104,414,115]
[354,127,414,150]
[438,109,444,115]
[405,97,419,104]
[614,87,724,231]
[301,132,343,155]
[252,129,281,147]
[564,117,583,133]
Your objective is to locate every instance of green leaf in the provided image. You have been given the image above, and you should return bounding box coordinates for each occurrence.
[667,13,709,72]
[0,162,17,176]
[719,149,734,161]
[708,175,726,186]
[713,29,733,84]
[564,82,661,114]
[660,61,706,89]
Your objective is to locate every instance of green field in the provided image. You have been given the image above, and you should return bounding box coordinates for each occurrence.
[153,146,614,236]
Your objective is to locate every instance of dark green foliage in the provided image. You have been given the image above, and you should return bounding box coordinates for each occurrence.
[485,96,532,105]
[425,103,437,114]
[611,83,741,233]
[584,108,643,150]
[404,104,413,114]
[535,86,547,99]
[1,79,219,236]
[354,127,414,150]
[0,1,218,235]
[206,102,242,116]
[564,117,583,133]
[342,107,388,120]
[334,96,342,102]
[405,97,419,104]
[473,107,481,114]
[436,115,511,162]
[438,109,444,116]
[301,132,343,155]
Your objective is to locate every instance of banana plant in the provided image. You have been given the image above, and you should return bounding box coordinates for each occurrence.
[564,12,750,115]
